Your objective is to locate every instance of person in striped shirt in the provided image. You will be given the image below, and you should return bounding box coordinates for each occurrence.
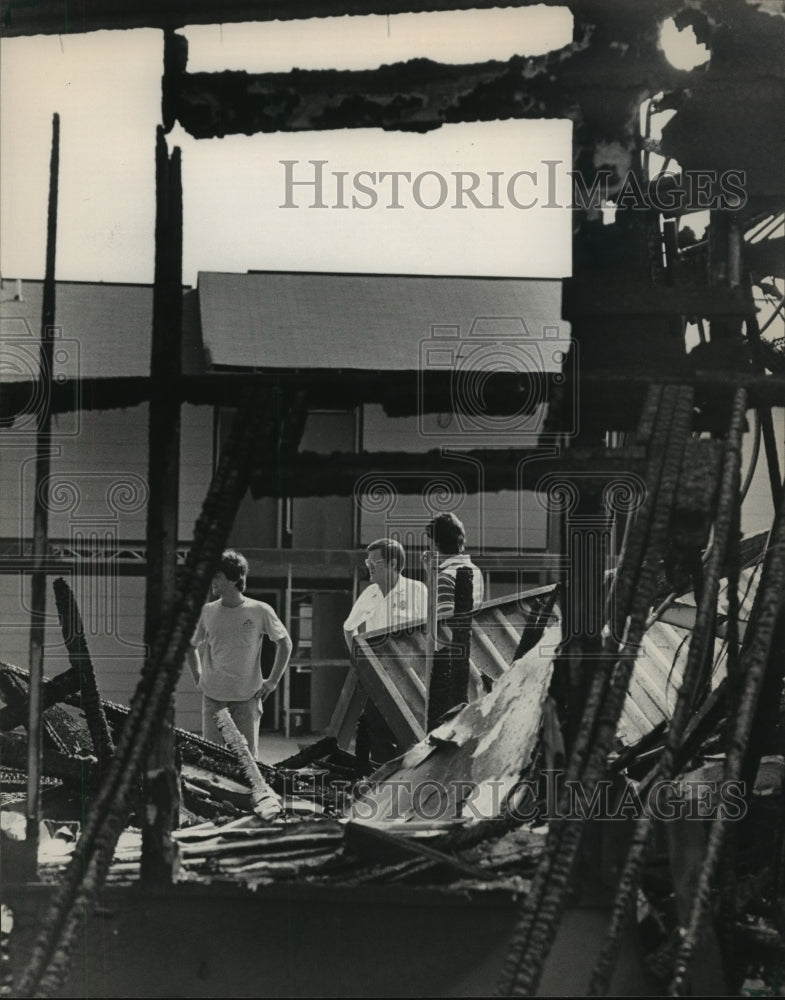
[424,512,485,617]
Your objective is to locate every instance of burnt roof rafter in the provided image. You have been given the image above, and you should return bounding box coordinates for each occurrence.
[163,21,695,138]
[1,0,567,38]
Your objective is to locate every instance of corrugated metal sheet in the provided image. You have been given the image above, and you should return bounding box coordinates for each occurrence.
[197,271,568,373]
[617,562,761,746]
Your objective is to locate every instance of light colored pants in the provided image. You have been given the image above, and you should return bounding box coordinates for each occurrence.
[202,693,262,760]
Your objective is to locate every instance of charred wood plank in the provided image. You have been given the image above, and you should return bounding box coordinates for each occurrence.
[249,447,647,498]
[563,276,754,319]
[0,0,568,39]
[344,820,490,880]
[141,127,184,885]
[26,112,60,872]
[0,665,91,757]
[51,578,114,761]
[5,371,785,430]
[449,566,474,709]
[170,53,576,138]
[0,665,80,734]
[0,733,98,788]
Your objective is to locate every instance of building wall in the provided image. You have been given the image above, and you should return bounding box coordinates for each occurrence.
[359,405,547,553]
[0,572,201,732]
[225,408,357,552]
[0,401,213,733]
[0,403,212,543]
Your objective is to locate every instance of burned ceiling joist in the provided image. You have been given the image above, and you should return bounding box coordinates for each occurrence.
[5,370,785,434]
[163,25,693,138]
[0,0,567,38]
[166,52,576,138]
[246,446,647,498]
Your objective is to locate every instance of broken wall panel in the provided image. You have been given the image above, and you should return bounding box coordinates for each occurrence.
[350,623,559,824]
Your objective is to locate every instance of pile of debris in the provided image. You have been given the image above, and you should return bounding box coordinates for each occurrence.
[3,515,785,998]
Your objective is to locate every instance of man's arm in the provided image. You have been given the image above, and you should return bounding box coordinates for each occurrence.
[185,646,201,687]
[343,628,355,654]
[258,633,294,701]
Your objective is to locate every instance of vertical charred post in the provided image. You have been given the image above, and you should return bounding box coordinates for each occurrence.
[24,113,60,878]
[141,127,184,884]
[449,566,474,710]
[51,577,114,761]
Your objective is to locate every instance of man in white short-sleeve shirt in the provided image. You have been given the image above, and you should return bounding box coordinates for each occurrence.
[343,539,428,646]
[343,538,427,762]
[186,550,293,760]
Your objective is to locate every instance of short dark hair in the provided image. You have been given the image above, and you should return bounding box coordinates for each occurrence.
[426,513,466,555]
[367,538,406,571]
[220,549,248,592]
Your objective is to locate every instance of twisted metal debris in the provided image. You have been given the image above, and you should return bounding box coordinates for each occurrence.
[669,477,785,993]
[586,387,747,996]
[496,384,695,996]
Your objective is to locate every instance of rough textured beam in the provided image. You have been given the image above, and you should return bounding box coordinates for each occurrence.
[4,372,785,427]
[51,579,114,762]
[25,113,59,875]
[249,447,646,498]
[0,665,81,733]
[168,52,578,137]
[141,129,184,885]
[1,733,99,788]
[0,0,568,38]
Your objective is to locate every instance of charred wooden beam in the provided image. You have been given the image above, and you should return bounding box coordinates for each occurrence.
[449,565,474,709]
[166,4,785,145]
[562,277,754,319]
[0,664,81,733]
[169,53,576,137]
[344,820,488,880]
[141,128,184,885]
[25,113,60,876]
[0,0,568,39]
[1,733,99,788]
[248,446,647,498]
[4,371,785,427]
[0,671,88,758]
[51,579,114,762]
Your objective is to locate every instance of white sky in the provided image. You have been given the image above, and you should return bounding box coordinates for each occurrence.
[1,8,575,286]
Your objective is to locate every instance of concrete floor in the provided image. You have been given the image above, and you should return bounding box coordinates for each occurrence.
[257,731,322,765]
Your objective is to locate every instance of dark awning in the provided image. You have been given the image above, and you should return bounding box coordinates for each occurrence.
[198,270,568,374]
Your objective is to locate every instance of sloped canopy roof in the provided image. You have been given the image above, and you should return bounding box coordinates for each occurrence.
[198,270,568,374]
[0,279,205,381]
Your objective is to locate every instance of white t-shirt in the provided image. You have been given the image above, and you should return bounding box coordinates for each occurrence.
[191,597,288,701]
[344,574,428,637]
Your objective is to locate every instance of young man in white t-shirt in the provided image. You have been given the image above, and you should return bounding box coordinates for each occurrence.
[186,550,293,759]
